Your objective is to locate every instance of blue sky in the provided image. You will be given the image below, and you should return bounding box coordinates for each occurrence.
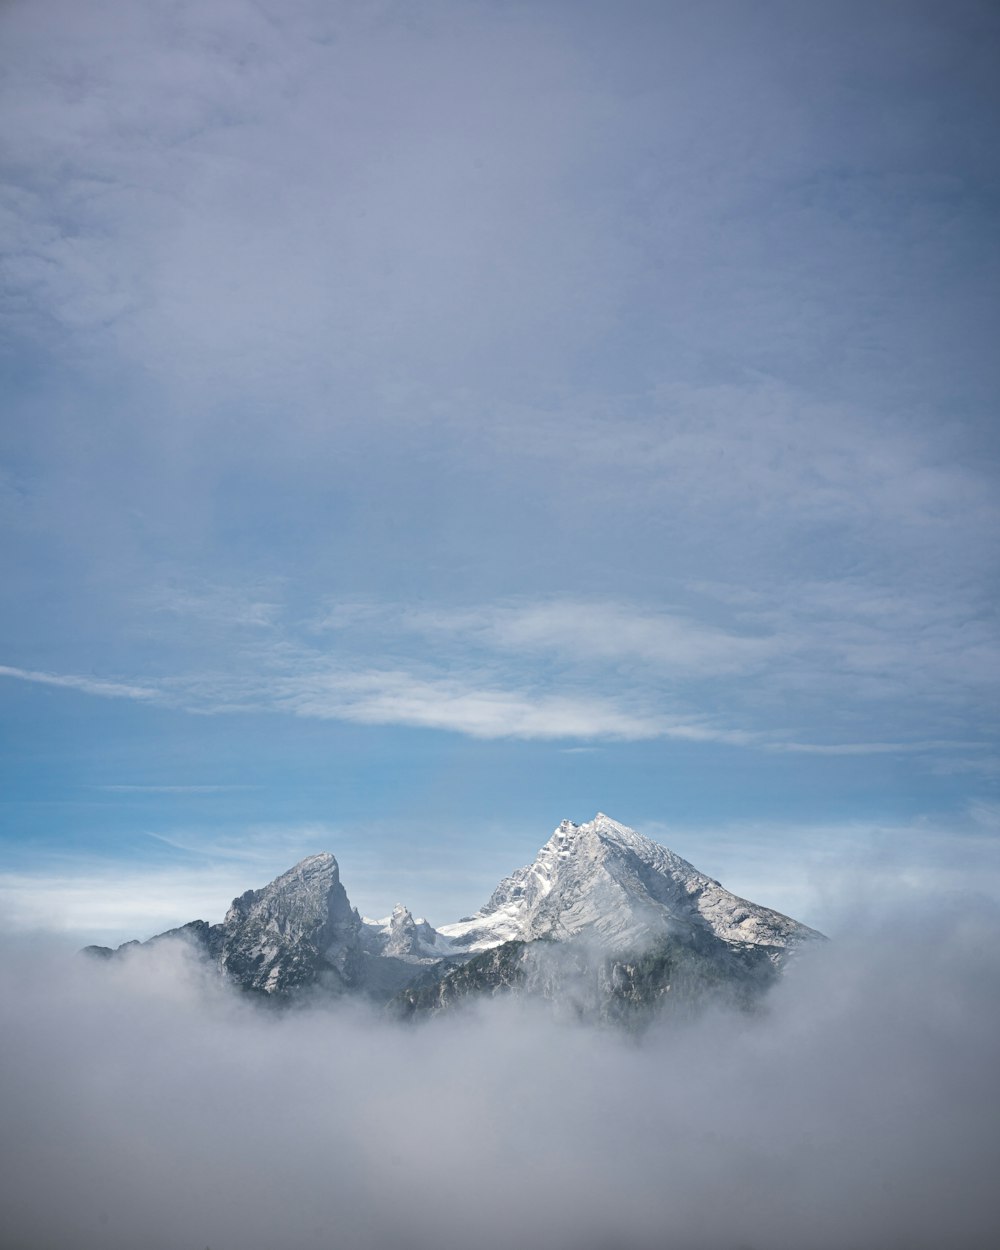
[2,0,998,942]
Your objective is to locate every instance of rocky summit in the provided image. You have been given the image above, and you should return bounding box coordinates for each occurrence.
[438,812,820,953]
[85,813,824,1019]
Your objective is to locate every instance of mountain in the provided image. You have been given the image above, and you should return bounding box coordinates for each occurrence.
[395,932,786,1024]
[439,813,820,953]
[86,851,458,1000]
[403,813,822,1018]
[85,813,822,1017]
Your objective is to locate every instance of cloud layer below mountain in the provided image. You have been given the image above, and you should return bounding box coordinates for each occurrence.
[2,894,998,1250]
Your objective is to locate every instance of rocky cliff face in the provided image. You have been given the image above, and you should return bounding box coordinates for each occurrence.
[218,853,362,995]
[438,813,822,955]
[86,850,455,1000]
[395,929,785,1025]
[85,813,823,1017]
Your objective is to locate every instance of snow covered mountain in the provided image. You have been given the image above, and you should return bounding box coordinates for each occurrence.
[362,902,455,961]
[86,851,456,999]
[84,813,821,1013]
[439,813,820,955]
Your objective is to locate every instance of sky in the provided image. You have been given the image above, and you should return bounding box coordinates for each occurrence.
[1,0,999,943]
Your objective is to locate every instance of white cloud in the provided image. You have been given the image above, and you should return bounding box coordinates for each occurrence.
[648,813,1000,934]
[271,668,667,741]
[0,823,340,944]
[97,784,255,793]
[4,897,1000,1250]
[0,664,156,701]
[0,867,241,942]
[4,646,992,758]
[768,739,986,756]
[405,599,781,676]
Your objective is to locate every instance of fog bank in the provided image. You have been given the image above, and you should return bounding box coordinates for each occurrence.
[2,898,998,1250]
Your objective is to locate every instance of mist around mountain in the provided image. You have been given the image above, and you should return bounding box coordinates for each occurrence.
[3,888,999,1250]
[83,814,824,1022]
[7,815,995,1249]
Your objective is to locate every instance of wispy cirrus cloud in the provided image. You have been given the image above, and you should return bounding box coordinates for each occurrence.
[269,668,667,741]
[3,648,993,762]
[400,599,781,676]
[4,569,997,755]
[315,589,1000,707]
[0,654,669,741]
[311,590,1000,749]
[0,664,156,702]
[96,784,256,794]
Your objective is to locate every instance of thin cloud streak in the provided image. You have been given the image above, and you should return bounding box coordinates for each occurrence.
[2,655,989,756]
[314,591,1000,721]
[403,599,782,675]
[271,669,667,741]
[97,784,257,793]
[0,663,156,701]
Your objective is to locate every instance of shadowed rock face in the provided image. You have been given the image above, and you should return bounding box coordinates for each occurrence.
[219,853,361,995]
[86,814,823,1016]
[394,930,787,1025]
[88,851,458,1000]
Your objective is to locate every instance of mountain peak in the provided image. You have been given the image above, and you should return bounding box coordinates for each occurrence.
[439,813,821,954]
[220,849,359,994]
[90,815,822,1006]
[286,850,337,873]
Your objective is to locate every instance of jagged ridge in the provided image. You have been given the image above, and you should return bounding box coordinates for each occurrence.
[85,813,823,1015]
[438,812,821,954]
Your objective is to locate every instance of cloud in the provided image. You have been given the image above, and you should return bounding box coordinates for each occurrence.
[270,668,669,741]
[711,580,1000,703]
[5,645,993,759]
[0,1,996,788]
[404,599,782,676]
[0,866,243,942]
[96,784,256,793]
[767,739,985,756]
[649,809,1000,935]
[0,0,631,401]
[1,647,715,744]
[10,806,999,952]
[1,893,999,1249]
[311,589,1000,739]
[0,823,339,944]
[0,663,156,701]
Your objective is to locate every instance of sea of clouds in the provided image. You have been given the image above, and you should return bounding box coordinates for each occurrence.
[2,896,999,1250]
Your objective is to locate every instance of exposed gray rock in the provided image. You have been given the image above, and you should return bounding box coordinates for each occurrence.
[219,853,361,995]
[394,930,787,1025]
[439,813,823,954]
[86,813,823,1017]
[91,851,455,1001]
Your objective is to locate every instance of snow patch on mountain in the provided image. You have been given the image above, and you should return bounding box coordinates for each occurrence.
[85,812,821,1005]
[438,813,821,954]
[361,904,455,961]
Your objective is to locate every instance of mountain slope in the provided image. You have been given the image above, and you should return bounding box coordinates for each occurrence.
[395,931,785,1024]
[439,812,820,955]
[87,851,456,1000]
[84,813,822,1015]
